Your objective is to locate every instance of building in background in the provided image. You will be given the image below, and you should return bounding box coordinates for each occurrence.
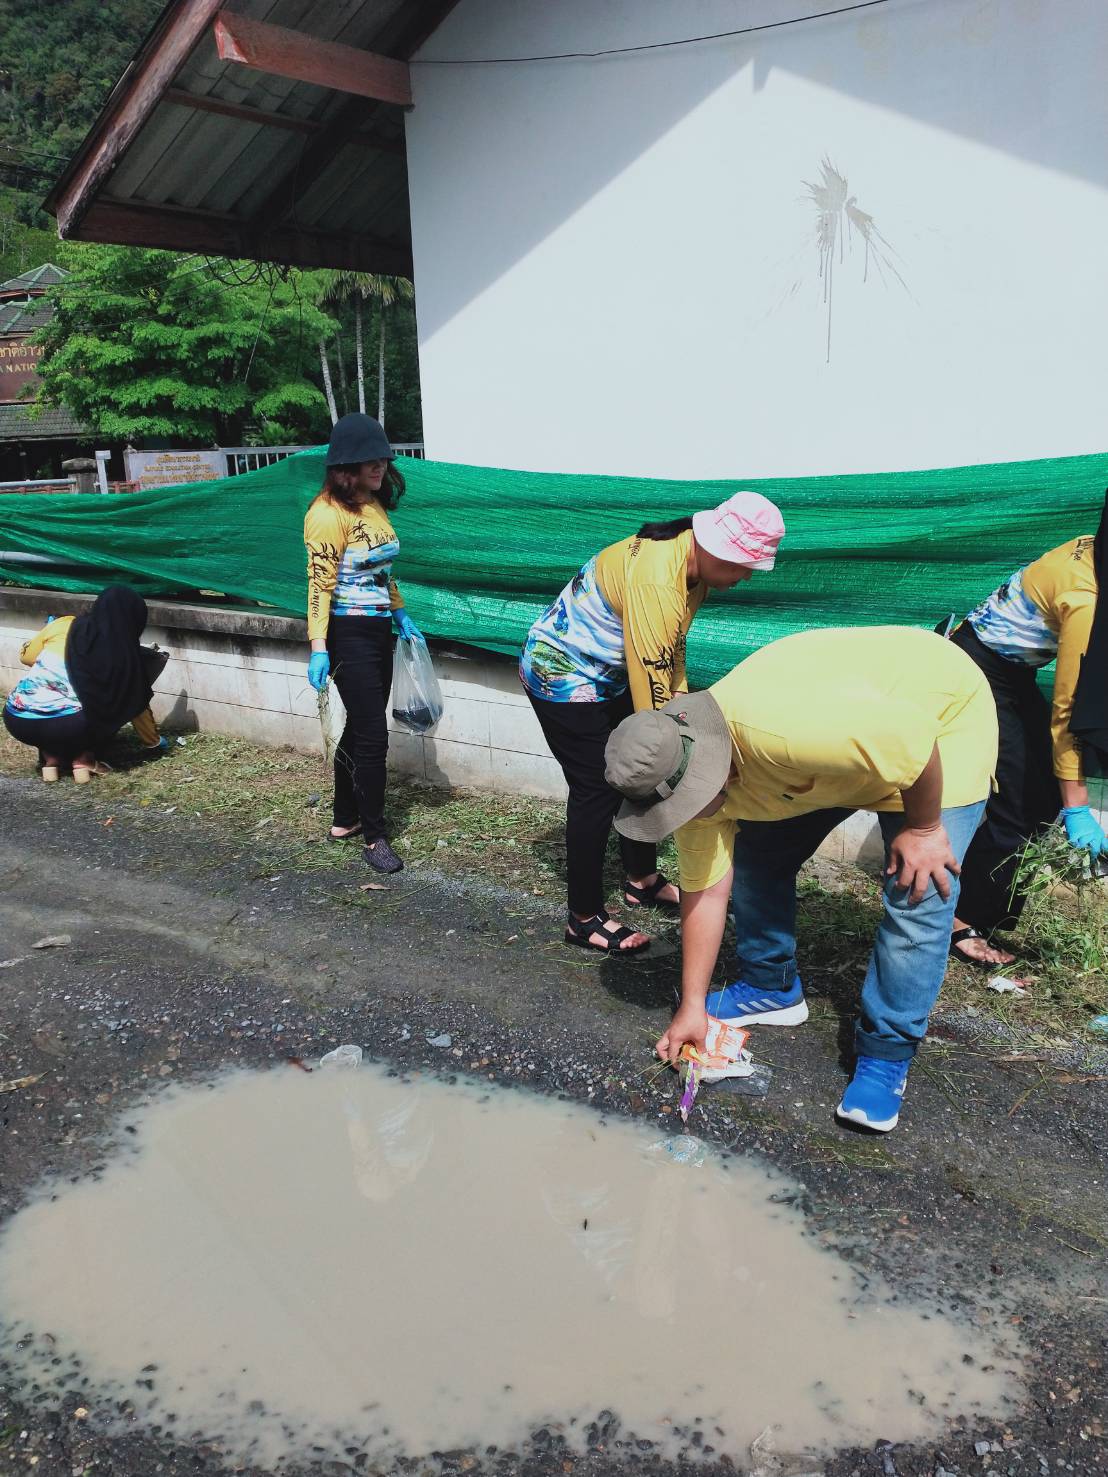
[0,263,103,482]
[41,0,1108,480]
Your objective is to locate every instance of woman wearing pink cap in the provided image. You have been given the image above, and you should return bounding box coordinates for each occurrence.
[519,490,785,953]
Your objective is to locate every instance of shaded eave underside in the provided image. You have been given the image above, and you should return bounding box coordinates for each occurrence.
[44,0,460,274]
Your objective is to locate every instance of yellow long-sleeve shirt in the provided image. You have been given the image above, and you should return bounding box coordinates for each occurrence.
[519,530,708,708]
[966,536,1097,780]
[304,495,404,643]
[10,617,159,744]
[676,627,998,893]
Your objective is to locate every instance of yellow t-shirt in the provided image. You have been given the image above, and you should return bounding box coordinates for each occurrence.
[594,530,709,710]
[676,626,998,893]
[304,495,404,642]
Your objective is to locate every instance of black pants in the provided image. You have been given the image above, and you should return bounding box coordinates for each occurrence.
[951,623,1061,932]
[529,688,657,916]
[3,707,98,759]
[328,617,394,843]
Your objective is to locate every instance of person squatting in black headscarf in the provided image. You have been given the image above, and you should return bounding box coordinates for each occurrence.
[3,585,165,782]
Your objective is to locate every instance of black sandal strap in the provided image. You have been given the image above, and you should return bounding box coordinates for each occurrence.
[950,926,983,948]
[565,911,649,953]
[624,873,678,907]
[948,925,1004,971]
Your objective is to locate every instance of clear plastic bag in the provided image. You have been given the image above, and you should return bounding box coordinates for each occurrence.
[391,632,444,734]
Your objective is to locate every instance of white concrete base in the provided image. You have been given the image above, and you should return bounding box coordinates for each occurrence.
[10,589,1098,867]
[0,592,568,804]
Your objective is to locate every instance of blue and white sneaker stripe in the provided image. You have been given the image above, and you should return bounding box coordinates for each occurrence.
[706,976,809,1028]
[836,1055,910,1133]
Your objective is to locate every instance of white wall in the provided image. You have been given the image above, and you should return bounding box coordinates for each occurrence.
[406,0,1108,478]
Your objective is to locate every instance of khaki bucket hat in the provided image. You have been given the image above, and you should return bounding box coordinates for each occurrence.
[605,691,733,843]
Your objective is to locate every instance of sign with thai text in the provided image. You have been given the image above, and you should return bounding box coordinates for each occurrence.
[125,448,226,490]
[0,336,43,404]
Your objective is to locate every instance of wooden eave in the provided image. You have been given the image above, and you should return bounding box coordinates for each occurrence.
[42,0,461,275]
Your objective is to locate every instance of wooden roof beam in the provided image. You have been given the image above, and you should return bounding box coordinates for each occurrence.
[213,11,413,107]
[79,200,413,276]
[51,0,226,238]
[162,86,406,155]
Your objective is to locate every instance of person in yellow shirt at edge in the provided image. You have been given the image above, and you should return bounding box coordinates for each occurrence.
[519,491,785,954]
[603,626,998,1133]
[303,413,423,875]
[941,491,1107,968]
[3,585,165,782]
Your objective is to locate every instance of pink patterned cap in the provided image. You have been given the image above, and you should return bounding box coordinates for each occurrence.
[691,490,785,571]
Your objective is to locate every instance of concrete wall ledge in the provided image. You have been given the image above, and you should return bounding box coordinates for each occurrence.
[1,584,976,867]
[0,587,307,643]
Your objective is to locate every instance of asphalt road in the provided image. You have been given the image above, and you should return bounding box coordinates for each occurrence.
[1,775,1106,1477]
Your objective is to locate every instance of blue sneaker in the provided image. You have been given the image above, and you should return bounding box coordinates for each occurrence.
[705,975,808,1028]
[836,1056,910,1132]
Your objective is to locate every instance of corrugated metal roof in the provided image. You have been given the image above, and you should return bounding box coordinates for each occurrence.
[44,0,459,273]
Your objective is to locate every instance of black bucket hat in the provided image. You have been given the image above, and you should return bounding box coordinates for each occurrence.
[325,413,394,466]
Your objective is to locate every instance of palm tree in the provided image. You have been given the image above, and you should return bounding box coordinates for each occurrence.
[317,340,338,425]
[326,271,414,429]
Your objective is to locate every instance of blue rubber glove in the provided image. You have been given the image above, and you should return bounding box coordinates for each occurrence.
[307,651,331,691]
[154,735,169,754]
[1063,805,1107,858]
[394,609,421,641]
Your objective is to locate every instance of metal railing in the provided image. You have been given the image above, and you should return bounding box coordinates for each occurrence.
[1,442,428,496]
[222,445,307,476]
[223,442,425,475]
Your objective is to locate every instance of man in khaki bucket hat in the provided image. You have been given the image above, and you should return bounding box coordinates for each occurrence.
[605,626,998,1134]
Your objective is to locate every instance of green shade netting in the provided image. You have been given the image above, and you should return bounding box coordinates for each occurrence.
[0,450,1104,689]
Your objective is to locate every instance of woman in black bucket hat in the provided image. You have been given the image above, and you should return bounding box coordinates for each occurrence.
[303,413,422,873]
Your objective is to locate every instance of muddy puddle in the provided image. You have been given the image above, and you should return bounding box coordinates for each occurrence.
[0,1059,1018,1470]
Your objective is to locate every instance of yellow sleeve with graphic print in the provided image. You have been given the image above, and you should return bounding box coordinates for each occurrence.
[20,616,73,666]
[604,532,707,711]
[304,498,345,642]
[1050,593,1096,780]
[624,582,696,711]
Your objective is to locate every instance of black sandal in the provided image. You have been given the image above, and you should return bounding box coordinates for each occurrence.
[564,910,650,955]
[624,873,680,912]
[949,926,1014,970]
[328,823,363,842]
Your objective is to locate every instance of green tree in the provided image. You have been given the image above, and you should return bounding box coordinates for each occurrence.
[324,271,415,428]
[33,244,338,445]
[0,0,162,196]
[0,187,57,281]
[308,270,421,437]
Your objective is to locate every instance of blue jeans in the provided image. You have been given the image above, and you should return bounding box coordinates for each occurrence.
[730,803,987,1061]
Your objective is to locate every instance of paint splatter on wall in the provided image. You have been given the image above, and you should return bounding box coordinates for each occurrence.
[804,157,909,362]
